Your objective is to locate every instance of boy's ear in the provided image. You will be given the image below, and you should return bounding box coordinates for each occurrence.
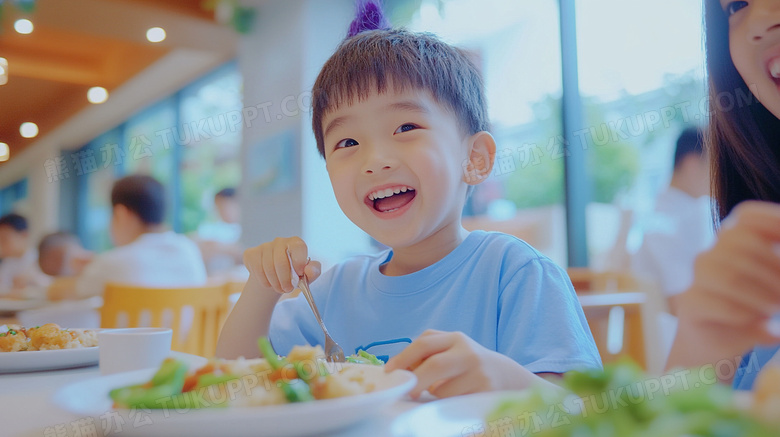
[462,131,496,185]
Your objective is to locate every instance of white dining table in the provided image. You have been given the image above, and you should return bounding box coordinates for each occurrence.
[0,351,437,437]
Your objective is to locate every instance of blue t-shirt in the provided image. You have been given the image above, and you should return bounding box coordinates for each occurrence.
[733,345,780,390]
[269,230,602,373]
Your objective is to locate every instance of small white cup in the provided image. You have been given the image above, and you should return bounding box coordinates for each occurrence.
[98,328,173,375]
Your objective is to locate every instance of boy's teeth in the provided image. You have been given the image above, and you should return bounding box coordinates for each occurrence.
[771,58,780,79]
[368,186,412,201]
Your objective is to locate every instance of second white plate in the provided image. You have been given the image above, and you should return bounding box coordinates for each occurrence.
[0,347,99,373]
[391,391,528,437]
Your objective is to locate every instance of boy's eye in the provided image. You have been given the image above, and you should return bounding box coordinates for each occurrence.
[394,124,419,134]
[335,138,359,149]
[723,1,748,16]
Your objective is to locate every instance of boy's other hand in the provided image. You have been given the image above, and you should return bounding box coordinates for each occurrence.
[243,237,321,295]
[385,329,539,399]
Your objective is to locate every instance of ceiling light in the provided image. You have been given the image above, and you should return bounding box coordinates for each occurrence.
[146,27,166,43]
[20,122,38,139]
[14,19,33,35]
[0,58,7,86]
[87,87,109,104]
[0,143,8,162]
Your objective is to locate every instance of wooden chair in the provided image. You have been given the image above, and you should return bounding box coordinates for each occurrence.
[578,292,648,370]
[568,268,664,373]
[101,283,230,357]
[223,279,246,310]
[567,267,639,293]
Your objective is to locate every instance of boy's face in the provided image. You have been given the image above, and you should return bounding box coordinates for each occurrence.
[680,153,711,198]
[322,88,472,249]
[39,246,67,276]
[0,225,27,258]
[215,196,240,224]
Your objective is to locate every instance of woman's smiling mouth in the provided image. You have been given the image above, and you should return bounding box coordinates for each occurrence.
[768,57,780,83]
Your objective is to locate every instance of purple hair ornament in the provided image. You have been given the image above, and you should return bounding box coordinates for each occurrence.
[347,0,392,38]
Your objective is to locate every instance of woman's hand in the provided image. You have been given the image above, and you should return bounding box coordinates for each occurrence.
[668,201,780,374]
[385,330,549,399]
[242,236,321,295]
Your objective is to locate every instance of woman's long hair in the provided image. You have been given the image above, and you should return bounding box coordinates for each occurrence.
[704,1,780,222]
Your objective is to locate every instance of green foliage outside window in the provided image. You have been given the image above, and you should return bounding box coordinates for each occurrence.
[501,73,703,209]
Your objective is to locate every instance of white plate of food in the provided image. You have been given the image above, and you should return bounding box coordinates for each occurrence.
[53,347,416,437]
[0,347,99,373]
[0,324,100,373]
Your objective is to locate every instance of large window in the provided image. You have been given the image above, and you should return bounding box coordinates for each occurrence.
[402,0,706,268]
[0,178,28,216]
[71,62,243,250]
[123,97,178,230]
[178,63,242,234]
[575,0,706,269]
[124,99,178,190]
[75,129,124,251]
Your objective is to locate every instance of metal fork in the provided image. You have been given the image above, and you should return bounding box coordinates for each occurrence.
[286,250,345,363]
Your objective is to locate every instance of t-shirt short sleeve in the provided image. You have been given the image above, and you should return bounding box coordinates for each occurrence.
[497,257,602,373]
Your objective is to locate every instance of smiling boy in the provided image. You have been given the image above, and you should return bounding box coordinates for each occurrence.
[217,7,601,398]
[323,87,484,276]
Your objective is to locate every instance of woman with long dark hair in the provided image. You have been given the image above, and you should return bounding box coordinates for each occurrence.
[666,0,780,389]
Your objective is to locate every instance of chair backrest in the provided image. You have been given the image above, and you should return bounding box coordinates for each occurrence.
[567,267,639,293]
[578,292,648,371]
[101,283,229,357]
[568,268,666,373]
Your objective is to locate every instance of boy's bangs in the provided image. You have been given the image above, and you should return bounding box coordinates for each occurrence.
[315,68,423,120]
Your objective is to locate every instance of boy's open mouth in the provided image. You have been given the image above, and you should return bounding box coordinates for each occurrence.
[367,186,416,213]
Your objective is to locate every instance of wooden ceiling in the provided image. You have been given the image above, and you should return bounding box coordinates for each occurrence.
[0,0,237,161]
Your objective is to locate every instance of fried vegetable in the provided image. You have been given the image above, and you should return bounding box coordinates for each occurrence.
[257,337,286,370]
[280,379,314,403]
[110,359,189,409]
[346,350,384,366]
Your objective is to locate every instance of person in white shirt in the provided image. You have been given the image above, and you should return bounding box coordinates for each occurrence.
[0,213,51,296]
[75,175,207,298]
[195,187,244,276]
[632,127,715,315]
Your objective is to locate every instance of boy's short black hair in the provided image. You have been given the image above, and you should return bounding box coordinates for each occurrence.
[0,213,28,232]
[111,174,166,225]
[215,187,236,199]
[673,127,704,169]
[312,28,489,157]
